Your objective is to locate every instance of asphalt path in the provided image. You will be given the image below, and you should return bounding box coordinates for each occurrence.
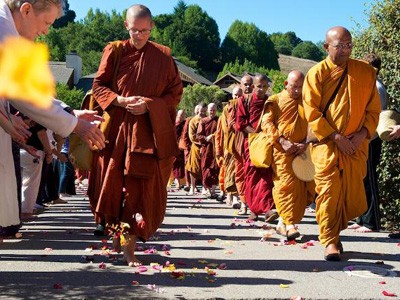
[0,185,399,299]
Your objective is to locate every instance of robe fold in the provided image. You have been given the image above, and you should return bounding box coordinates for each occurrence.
[303,57,381,245]
[262,90,315,225]
[179,116,193,184]
[197,116,219,188]
[236,94,274,214]
[185,115,202,179]
[88,40,182,241]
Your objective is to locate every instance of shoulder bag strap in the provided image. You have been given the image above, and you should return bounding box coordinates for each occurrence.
[322,66,348,117]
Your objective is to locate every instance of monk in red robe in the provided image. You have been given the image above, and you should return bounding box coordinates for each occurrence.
[197,103,219,197]
[236,74,276,222]
[171,109,186,189]
[88,4,182,267]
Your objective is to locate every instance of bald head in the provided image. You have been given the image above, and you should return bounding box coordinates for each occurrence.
[240,75,253,94]
[285,70,304,100]
[232,86,243,99]
[208,103,217,118]
[324,26,353,66]
[126,4,152,20]
[176,109,185,122]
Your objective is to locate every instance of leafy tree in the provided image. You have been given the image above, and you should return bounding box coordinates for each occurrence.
[56,83,85,109]
[270,31,302,55]
[221,20,279,70]
[179,84,226,114]
[217,58,286,94]
[53,0,76,28]
[152,3,220,72]
[352,0,400,229]
[292,41,324,61]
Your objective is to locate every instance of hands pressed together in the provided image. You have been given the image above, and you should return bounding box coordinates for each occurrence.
[330,127,368,155]
[279,137,307,155]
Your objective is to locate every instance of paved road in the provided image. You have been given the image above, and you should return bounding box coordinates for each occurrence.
[0,186,399,299]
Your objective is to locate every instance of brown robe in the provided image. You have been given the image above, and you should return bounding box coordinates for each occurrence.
[88,40,182,241]
[197,115,219,188]
[172,120,186,179]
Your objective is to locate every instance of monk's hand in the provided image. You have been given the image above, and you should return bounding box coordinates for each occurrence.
[388,125,400,140]
[115,95,141,108]
[330,132,355,155]
[126,99,148,115]
[279,137,298,154]
[348,127,368,150]
[294,142,307,155]
[73,109,105,123]
[73,118,106,150]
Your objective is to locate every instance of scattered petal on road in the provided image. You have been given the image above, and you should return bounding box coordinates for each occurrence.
[382,291,397,297]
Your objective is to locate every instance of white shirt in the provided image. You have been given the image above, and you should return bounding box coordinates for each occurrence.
[0,0,77,137]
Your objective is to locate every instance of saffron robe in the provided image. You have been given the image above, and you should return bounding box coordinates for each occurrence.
[262,90,315,225]
[215,102,237,193]
[172,120,186,179]
[303,57,381,246]
[236,93,274,214]
[197,116,219,188]
[185,115,202,179]
[179,116,193,184]
[228,98,245,200]
[88,40,182,241]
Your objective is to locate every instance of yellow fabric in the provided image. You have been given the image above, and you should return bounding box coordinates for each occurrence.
[262,91,315,225]
[185,115,202,177]
[302,57,381,245]
[248,131,273,168]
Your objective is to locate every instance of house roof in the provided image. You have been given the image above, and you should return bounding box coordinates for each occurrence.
[75,73,96,94]
[213,72,241,86]
[174,59,213,86]
[49,62,74,85]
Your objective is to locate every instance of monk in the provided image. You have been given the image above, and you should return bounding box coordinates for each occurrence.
[89,4,182,267]
[261,70,315,240]
[236,74,277,222]
[170,109,186,189]
[215,86,243,206]
[302,26,381,261]
[229,75,254,213]
[197,103,219,197]
[185,103,207,195]
[179,105,201,191]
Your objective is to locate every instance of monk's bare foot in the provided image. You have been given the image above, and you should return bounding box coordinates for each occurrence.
[347,223,361,230]
[123,235,142,267]
[112,236,121,253]
[354,226,374,233]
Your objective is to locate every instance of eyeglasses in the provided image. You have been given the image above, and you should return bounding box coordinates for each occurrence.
[127,27,152,35]
[329,43,353,50]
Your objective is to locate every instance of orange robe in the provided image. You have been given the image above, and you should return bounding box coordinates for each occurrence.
[88,40,182,241]
[262,90,315,225]
[197,116,219,188]
[172,120,186,179]
[215,116,225,192]
[185,115,202,179]
[178,116,193,184]
[303,57,381,246]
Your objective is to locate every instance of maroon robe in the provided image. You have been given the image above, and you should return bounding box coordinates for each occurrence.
[88,40,182,241]
[172,120,185,179]
[197,116,219,189]
[236,93,274,215]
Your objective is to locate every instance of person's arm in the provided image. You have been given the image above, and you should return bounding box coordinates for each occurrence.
[0,110,28,144]
[37,129,53,164]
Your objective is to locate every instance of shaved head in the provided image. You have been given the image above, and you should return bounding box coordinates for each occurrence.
[208,103,217,118]
[232,86,243,99]
[126,4,152,20]
[240,75,253,94]
[285,70,304,100]
[253,73,269,99]
[324,26,353,66]
[124,4,154,49]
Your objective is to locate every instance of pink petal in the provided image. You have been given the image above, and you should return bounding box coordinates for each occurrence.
[136,266,148,273]
[44,248,53,252]
[98,262,107,269]
[379,281,386,285]
[132,281,139,285]
[382,291,397,297]
[218,263,227,270]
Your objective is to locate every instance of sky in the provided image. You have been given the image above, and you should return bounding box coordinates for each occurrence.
[67,0,375,43]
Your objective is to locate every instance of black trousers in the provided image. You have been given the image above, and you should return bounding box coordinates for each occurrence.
[358,138,382,231]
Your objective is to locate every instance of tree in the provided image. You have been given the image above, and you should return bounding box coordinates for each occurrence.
[56,83,85,109]
[221,20,279,70]
[292,41,324,61]
[270,31,302,55]
[179,84,226,115]
[53,0,76,28]
[217,58,286,94]
[152,3,220,72]
[352,0,400,229]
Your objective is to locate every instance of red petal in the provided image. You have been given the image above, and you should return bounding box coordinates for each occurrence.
[382,291,397,297]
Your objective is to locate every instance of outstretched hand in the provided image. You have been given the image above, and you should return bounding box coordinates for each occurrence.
[73,119,106,150]
[73,109,105,123]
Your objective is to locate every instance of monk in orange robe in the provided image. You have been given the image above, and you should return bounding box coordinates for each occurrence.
[303,26,381,261]
[197,103,219,197]
[185,103,206,195]
[262,70,315,240]
[215,86,243,205]
[88,5,182,267]
[236,74,276,221]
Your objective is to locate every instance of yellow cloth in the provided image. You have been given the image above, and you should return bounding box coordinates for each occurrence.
[185,115,202,177]
[262,90,315,225]
[302,57,381,245]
